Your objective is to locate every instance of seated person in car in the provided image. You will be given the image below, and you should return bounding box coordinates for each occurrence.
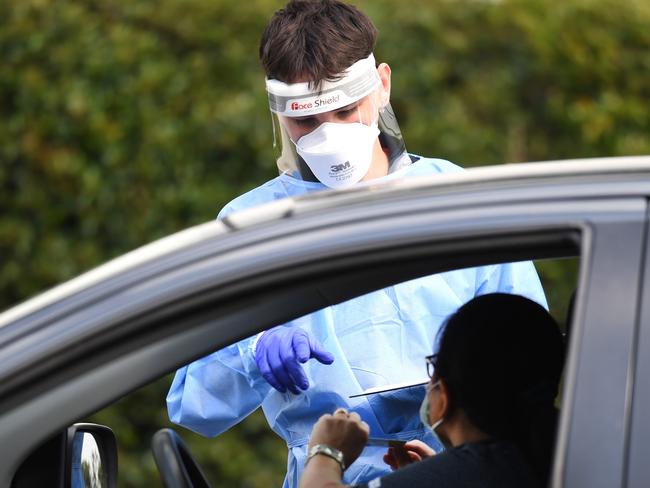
[300,293,565,488]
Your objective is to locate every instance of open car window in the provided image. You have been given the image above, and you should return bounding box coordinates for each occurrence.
[82,255,581,487]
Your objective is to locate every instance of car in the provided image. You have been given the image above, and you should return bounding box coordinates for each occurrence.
[1,155,650,487]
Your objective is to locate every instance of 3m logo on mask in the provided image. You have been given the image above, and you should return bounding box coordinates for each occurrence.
[330,161,351,173]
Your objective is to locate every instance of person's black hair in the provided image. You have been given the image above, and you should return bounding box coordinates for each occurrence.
[434,293,565,485]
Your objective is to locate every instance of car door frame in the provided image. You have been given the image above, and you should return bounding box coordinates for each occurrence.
[624,199,650,488]
[552,199,646,488]
[0,176,647,487]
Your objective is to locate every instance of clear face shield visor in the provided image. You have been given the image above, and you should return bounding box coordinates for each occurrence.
[266,54,411,188]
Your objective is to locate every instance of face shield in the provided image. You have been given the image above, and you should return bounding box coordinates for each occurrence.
[266,54,411,188]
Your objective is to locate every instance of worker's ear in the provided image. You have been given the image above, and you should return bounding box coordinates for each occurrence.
[376,63,391,108]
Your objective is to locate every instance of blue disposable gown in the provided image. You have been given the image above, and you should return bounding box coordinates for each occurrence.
[167,157,547,488]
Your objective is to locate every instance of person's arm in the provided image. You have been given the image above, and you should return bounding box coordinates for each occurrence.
[300,408,370,488]
[301,455,347,488]
[166,335,268,436]
[169,198,329,434]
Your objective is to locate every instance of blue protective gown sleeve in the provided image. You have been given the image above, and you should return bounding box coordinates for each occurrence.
[166,157,548,488]
[167,335,270,437]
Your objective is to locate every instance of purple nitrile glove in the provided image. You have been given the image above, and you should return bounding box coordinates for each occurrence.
[255,326,335,394]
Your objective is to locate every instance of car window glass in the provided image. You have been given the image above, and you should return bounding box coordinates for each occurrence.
[81,256,578,487]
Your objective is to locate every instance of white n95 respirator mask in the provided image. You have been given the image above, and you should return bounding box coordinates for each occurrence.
[265,53,412,185]
[294,122,380,189]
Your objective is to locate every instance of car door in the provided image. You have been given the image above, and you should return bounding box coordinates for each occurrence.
[624,205,650,488]
[551,198,646,488]
[0,168,648,487]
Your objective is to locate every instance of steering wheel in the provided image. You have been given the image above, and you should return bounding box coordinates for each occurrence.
[152,428,211,488]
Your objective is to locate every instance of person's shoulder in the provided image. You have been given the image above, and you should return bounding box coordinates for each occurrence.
[372,441,538,487]
[451,441,543,487]
[218,177,282,218]
[217,174,323,219]
[360,453,453,488]
[406,156,465,177]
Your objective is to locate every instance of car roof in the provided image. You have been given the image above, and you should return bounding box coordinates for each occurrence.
[1,155,649,329]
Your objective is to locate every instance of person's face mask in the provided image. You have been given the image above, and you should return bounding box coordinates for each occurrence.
[419,380,447,447]
[294,121,379,189]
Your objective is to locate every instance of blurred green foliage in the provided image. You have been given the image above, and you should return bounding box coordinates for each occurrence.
[1,0,648,486]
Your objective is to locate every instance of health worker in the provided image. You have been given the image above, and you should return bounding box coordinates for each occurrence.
[166,1,548,487]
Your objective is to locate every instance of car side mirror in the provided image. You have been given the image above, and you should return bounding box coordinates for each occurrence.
[65,423,118,488]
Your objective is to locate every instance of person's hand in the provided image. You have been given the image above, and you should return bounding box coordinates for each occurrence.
[255,326,334,394]
[309,408,370,468]
[383,440,436,470]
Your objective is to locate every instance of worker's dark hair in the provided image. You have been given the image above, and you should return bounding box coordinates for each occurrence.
[434,293,565,485]
[259,0,377,89]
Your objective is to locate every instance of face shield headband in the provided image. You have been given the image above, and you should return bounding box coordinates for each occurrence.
[265,53,411,185]
[267,54,381,117]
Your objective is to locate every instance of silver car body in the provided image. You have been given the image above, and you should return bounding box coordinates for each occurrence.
[1,156,650,487]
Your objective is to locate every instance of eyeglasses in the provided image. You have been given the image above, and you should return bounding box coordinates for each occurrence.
[425,354,438,379]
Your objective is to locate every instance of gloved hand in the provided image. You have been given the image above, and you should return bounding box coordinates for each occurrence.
[255,326,335,394]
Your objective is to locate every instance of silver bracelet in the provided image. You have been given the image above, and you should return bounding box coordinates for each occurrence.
[306,444,346,472]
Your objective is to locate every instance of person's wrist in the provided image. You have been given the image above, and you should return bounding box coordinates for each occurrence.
[306,444,346,473]
[251,330,268,356]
